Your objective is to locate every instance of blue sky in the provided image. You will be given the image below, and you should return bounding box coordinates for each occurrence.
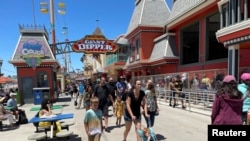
[0,0,172,77]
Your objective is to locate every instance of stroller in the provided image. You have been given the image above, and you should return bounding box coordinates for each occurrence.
[138,118,158,141]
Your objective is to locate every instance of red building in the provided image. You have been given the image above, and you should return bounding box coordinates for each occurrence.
[121,0,250,84]
[9,25,59,104]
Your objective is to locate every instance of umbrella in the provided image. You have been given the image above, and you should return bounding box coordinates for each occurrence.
[0,77,14,84]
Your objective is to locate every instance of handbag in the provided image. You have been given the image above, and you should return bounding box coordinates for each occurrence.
[155,110,159,116]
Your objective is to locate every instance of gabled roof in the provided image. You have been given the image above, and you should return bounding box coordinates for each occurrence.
[167,0,206,24]
[126,0,171,35]
[149,33,179,62]
[9,25,59,69]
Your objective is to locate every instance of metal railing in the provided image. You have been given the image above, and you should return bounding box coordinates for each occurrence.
[156,88,216,115]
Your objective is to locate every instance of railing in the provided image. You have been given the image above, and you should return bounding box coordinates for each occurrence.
[156,87,216,115]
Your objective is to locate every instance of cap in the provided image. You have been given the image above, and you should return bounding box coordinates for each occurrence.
[10,92,17,97]
[223,75,236,83]
[0,97,5,103]
[119,76,125,80]
[96,78,101,82]
[241,73,250,81]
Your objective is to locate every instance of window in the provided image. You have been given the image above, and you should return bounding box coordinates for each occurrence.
[206,12,228,60]
[37,72,48,87]
[181,22,199,64]
[136,39,140,60]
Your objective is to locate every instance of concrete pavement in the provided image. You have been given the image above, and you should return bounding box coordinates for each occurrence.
[0,94,211,141]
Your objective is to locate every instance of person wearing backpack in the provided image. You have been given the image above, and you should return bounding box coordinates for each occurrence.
[143,80,159,128]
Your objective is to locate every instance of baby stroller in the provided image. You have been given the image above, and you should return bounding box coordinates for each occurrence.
[138,118,158,141]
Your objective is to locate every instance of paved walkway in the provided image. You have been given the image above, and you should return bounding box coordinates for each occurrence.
[0,94,211,141]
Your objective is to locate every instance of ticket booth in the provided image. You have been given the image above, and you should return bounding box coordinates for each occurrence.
[9,25,59,105]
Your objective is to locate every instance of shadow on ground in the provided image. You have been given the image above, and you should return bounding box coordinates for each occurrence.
[39,134,81,141]
[155,134,167,140]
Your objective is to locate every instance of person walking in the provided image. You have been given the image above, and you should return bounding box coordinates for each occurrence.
[92,76,114,133]
[106,77,117,114]
[123,79,148,141]
[84,97,103,141]
[84,83,93,111]
[237,73,250,124]
[174,75,186,108]
[143,81,159,128]
[211,75,243,125]
[114,95,124,127]
[116,76,127,101]
[168,77,177,106]
[76,82,85,109]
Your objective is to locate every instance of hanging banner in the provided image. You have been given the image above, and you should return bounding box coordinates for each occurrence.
[72,35,118,54]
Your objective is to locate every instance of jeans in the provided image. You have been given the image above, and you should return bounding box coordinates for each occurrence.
[143,111,156,128]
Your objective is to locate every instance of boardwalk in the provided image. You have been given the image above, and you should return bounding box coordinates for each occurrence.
[0,94,210,141]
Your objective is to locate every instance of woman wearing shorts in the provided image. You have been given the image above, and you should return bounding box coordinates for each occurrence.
[123,80,148,141]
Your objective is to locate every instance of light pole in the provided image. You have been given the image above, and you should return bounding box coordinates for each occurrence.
[0,59,3,88]
[40,0,66,57]
[0,59,2,77]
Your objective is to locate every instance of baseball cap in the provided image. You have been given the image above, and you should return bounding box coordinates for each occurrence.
[10,92,17,97]
[223,75,236,83]
[241,73,250,81]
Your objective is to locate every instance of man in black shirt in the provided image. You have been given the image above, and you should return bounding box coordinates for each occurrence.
[92,76,114,132]
[106,77,117,114]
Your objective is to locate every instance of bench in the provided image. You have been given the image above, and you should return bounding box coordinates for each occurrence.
[61,121,75,131]
[0,118,7,131]
[56,130,73,140]
[27,133,47,141]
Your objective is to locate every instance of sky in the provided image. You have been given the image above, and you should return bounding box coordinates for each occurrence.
[0,0,172,77]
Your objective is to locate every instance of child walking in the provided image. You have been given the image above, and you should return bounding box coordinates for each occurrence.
[114,96,124,127]
[84,97,103,141]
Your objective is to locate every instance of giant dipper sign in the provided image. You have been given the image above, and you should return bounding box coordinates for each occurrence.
[72,35,118,54]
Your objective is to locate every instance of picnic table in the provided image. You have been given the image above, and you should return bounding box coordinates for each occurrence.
[30,105,63,111]
[28,113,73,139]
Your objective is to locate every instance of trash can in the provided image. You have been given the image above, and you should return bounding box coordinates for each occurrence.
[33,89,42,105]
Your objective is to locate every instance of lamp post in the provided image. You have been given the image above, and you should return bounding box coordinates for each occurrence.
[0,59,3,89]
[40,0,66,57]
[0,59,2,77]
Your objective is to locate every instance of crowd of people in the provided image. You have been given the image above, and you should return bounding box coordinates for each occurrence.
[65,76,159,141]
[0,88,26,129]
[211,73,250,125]
[3,72,250,140]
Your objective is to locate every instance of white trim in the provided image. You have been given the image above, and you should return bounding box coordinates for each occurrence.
[217,0,229,12]
[216,19,250,38]
[167,0,213,29]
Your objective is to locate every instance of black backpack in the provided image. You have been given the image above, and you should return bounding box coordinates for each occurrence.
[18,109,28,124]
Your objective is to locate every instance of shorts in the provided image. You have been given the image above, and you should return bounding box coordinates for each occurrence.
[124,111,141,121]
[179,92,185,98]
[99,103,109,116]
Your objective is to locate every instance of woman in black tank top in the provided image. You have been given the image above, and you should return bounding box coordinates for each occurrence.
[123,80,147,141]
